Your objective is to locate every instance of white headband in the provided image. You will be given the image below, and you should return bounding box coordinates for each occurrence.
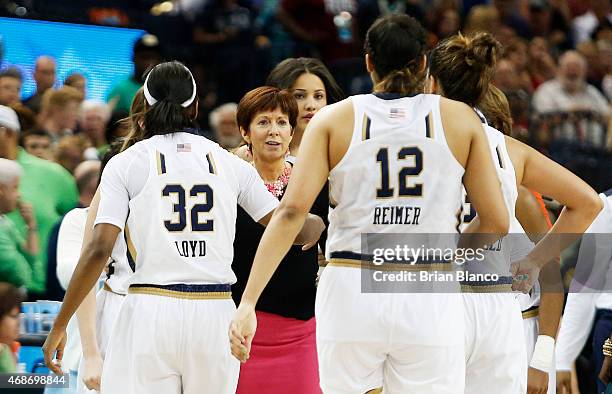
[143,64,197,108]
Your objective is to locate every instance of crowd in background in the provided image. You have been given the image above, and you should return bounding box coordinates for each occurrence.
[0,0,609,306]
[0,0,610,389]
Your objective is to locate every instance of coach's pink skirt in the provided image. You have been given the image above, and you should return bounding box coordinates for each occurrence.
[236,311,321,394]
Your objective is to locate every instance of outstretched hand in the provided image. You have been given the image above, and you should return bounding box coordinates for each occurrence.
[229,303,257,363]
[42,325,67,376]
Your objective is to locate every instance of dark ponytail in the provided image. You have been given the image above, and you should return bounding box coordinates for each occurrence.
[428,32,502,107]
[142,61,198,137]
[365,14,427,94]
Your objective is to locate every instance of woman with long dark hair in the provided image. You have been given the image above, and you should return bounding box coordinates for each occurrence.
[266,57,344,159]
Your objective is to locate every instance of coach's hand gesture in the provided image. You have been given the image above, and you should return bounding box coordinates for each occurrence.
[42,325,67,376]
[229,303,256,363]
[294,214,325,251]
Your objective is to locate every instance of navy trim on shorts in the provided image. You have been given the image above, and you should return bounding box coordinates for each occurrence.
[129,283,231,293]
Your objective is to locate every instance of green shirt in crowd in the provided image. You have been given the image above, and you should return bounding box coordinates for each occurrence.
[107,76,141,112]
[6,149,79,293]
[0,215,41,289]
[0,344,16,373]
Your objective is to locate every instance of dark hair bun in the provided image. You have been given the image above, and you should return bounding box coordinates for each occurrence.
[464,32,501,68]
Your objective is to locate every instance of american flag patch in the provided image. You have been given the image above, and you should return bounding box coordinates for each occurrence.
[390,108,406,118]
[177,143,191,152]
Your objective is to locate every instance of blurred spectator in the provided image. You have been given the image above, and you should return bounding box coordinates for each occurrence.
[572,0,611,45]
[493,58,532,135]
[464,5,502,35]
[208,102,242,149]
[0,68,22,107]
[433,7,462,42]
[494,58,521,91]
[64,72,87,98]
[107,34,161,112]
[55,135,89,174]
[20,130,53,161]
[0,105,78,296]
[78,99,111,151]
[527,36,558,89]
[0,158,41,291]
[23,56,56,114]
[493,0,530,37]
[533,50,610,115]
[38,86,83,142]
[577,40,607,91]
[193,0,261,103]
[528,0,573,51]
[505,38,534,92]
[277,0,358,63]
[73,161,100,208]
[43,160,100,302]
[10,104,36,134]
[0,283,24,373]
[603,41,612,101]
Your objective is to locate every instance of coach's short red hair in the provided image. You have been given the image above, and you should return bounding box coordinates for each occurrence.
[236,86,298,133]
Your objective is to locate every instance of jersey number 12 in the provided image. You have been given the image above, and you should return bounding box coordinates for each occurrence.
[376,147,423,198]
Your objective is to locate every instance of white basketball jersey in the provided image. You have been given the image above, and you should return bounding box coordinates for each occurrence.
[458,123,523,278]
[122,133,276,286]
[459,124,518,232]
[326,93,465,257]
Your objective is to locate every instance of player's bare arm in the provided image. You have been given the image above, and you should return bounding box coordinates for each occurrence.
[75,188,104,390]
[506,136,602,271]
[516,187,563,394]
[42,222,120,375]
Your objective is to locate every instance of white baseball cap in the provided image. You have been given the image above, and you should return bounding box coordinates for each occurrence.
[0,105,20,132]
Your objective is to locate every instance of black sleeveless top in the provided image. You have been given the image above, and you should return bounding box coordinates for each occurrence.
[231,178,329,320]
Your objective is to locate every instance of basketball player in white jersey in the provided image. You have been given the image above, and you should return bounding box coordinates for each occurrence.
[74,149,136,394]
[426,32,600,394]
[231,15,512,394]
[76,90,146,393]
[42,61,324,394]
[482,88,564,394]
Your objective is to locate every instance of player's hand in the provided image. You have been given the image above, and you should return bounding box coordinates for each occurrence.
[511,257,540,293]
[42,325,67,376]
[296,214,325,251]
[556,370,571,393]
[229,303,256,363]
[527,367,548,394]
[232,145,252,162]
[600,355,612,385]
[82,353,103,390]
